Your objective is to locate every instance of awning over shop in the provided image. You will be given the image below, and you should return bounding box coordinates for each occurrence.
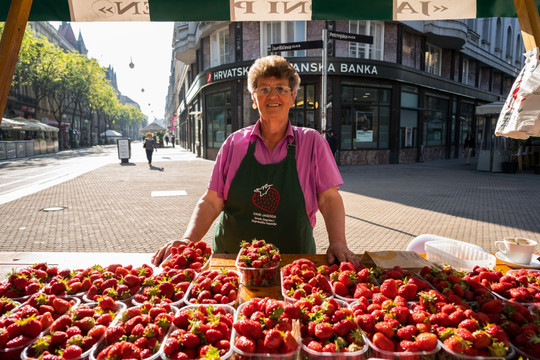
[0,117,40,131]
[26,119,59,132]
[47,120,70,127]
[476,101,505,116]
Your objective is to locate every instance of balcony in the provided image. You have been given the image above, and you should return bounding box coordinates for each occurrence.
[424,20,468,49]
[173,21,228,64]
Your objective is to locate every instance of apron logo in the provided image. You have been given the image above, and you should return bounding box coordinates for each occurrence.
[252,184,280,214]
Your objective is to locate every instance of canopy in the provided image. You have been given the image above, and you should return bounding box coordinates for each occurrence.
[139,122,166,134]
[0,117,41,131]
[475,101,505,116]
[100,130,123,137]
[0,1,538,22]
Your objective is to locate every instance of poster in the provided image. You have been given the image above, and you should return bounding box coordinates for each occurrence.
[356,111,373,142]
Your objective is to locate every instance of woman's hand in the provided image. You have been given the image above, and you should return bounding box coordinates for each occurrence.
[151,239,191,266]
[326,242,360,266]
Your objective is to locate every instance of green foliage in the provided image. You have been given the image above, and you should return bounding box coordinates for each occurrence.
[6,23,146,129]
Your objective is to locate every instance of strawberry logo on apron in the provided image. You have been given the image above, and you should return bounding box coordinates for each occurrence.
[252,184,280,213]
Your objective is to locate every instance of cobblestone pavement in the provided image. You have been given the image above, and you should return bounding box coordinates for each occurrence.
[1,143,539,257]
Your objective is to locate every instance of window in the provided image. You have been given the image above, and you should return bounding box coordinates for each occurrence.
[340,85,390,150]
[425,43,442,76]
[348,21,384,60]
[424,95,449,146]
[462,58,469,85]
[400,86,418,148]
[505,26,513,63]
[261,21,306,56]
[206,90,232,148]
[210,27,230,67]
[290,83,316,128]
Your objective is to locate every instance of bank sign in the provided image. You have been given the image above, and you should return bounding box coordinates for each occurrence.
[207,60,379,83]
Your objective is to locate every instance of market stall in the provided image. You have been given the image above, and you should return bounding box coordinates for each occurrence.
[2,243,538,360]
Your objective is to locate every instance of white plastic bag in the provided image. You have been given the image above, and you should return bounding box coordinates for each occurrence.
[495,47,540,139]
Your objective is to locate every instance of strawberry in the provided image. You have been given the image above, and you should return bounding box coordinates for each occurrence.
[380,279,398,298]
[397,282,417,301]
[396,324,417,341]
[280,331,298,353]
[62,345,83,359]
[105,325,126,344]
[372,332,394,352]
[235,335,256,353]
[444,334,467,353]
[263,329,283,349]
[415,331,437,351]
[314,322,333,339]
[374,321,394,339]
[88,324,107,340]
[6,335,32,348]
[233,318,263,339]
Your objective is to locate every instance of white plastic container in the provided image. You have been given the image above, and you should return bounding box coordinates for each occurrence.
[425,240,496,271]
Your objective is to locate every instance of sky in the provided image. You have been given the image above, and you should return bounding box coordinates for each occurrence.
[51,21,174,123]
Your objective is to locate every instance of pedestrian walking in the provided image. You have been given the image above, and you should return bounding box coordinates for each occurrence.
[165,134,170,147]
[464,132,475,165]
[326,129,338,162]
[143,133,157,167]
[171,134,176,148]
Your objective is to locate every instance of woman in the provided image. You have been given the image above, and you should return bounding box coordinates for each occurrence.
[143,133,157,166]
[152,55,358,265]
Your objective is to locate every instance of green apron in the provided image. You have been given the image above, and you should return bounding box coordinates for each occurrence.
[214,136,315,254]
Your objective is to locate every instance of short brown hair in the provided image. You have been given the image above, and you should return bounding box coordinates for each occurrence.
[247,55,301,93]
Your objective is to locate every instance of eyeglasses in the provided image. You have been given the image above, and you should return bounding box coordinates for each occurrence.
[254,86,292,96]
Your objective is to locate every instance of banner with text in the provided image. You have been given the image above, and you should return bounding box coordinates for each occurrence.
[393,0,476,20]
[68,0,151,21]
[230,0,312,21]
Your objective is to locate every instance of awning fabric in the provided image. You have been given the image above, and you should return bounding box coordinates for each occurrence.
[476,101,505,115]
[0,0,535,22]
[0,117,40,131]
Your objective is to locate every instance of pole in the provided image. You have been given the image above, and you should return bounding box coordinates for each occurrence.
[0,0,33,126]
[321,28,328,132]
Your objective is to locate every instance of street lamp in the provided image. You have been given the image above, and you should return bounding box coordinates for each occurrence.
[129,57,134,69]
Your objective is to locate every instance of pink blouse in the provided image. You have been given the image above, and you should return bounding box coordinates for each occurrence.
[208,121,343,227]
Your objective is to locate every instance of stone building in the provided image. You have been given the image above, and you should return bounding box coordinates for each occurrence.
[165,19,523,164]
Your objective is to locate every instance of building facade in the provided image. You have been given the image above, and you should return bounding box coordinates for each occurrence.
[165,19,523,164]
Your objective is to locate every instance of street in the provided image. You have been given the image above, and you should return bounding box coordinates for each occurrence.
[1,144,540,257]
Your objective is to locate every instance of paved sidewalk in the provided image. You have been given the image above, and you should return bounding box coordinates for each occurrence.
[1,143,540,257]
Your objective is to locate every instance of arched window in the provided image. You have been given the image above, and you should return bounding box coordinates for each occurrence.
[515,34,523,66]
[505,26,513,62]
[495,18,503,55]
[482,19,490,45]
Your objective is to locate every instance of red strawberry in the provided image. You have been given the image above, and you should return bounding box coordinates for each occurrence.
[105,325,126,344]
[280,331,298,353]
[6,335,32,348]
[380,279,398,298]
[22,318,42,338]
[233,318,263,339]
[372,332,394,352]
[63,345,83,359]
[374,321,394,339]
[51,315,72,332]
[314,322,333,339]
[415,332,438,351]
[264,329,283,349]
[397,282,417,301]
[52,297,71,314]
[235,335,256,353]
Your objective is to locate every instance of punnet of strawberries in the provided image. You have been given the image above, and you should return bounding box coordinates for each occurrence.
[327,262,380,302]
[419,265,496,305]
[0,293,78,356]
[94,301,176,360]
[132,268,198,306]
[163,304,235,359]
[185,268,240,305]
[350,291,440,356]
[299,294,368,355]
[161,241,213,272]
[281,259,333,300]
[235,239,281,286]
[81,263,154,303]
[232,297,301,358]
[22,295,125,359]
[465,265,540,303]
[0,263,57,300]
